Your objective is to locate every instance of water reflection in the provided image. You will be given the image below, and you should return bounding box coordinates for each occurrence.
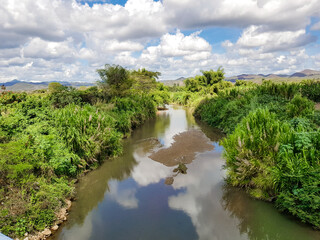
[221,186,320,240]
[53,106,320,240]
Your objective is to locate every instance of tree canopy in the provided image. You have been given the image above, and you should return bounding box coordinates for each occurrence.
[97,64,133,97]
[131,68,161,91]
[185,67,226,93]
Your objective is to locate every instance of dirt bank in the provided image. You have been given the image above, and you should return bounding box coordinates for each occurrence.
[150,129,214,166]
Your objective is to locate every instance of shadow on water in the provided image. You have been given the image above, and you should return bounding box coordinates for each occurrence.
[53,106,320,240]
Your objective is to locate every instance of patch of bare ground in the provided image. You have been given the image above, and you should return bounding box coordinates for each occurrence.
[149,129,214,167]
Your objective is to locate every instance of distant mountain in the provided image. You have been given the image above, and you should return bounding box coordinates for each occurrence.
[290,72,307,78]
[226,69,320,82]
[160,77,186,86]
[0,80,95,92]
[2,79,25,87]
[6,83,48,92]
[290,69,320,78]
[300,69,320,75]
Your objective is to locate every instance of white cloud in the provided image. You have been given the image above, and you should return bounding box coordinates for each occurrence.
[138,30,212,67]
[159,31,211,57]
[163,0,320,31]
[22,38,77,60]
[0,0,319,82]
[108,181,138,209]
[236,25,316,52]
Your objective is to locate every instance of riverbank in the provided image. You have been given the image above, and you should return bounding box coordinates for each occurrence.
[51,105,320,240]
[194,81,320,229]
[0,91,157,239]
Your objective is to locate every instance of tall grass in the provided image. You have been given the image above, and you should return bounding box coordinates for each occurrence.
[195,80,320,229]
[0,91,157,238]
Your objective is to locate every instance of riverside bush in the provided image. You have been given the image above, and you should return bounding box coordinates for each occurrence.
[222,108,292,199]
[195,81,320,229]
[222,108,320,229]
[0,90,156,237]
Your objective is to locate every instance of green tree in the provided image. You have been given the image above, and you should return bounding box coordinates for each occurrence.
[131,68,161,92]
[97,64,133,97]
[48,84,81,108]
[185,77,201,92]
[200,67,225,85]
[48,82,64,93]
[185,67,225,92]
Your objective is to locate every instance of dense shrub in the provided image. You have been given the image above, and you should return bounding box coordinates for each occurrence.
[79,86,104,104]
[0,89,156,237]
[0,91,27,105]
[286,94,314,118]
[54,104,122,164]
[49,86,81,108]
[300,80,320,102]
[195,81,320,229]
[222,108,292,199]
[222,108,320,228]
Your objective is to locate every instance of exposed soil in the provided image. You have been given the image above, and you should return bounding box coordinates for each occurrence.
[149,129,214,167]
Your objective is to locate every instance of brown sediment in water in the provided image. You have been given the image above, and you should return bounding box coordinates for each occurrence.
[149,129,214,167]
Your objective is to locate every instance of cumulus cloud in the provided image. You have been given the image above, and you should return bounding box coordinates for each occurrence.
[164,0,320,31]
[236,25,316,52]
[0,0,319,82]
[22,38,77,60]
[140,30,211,60]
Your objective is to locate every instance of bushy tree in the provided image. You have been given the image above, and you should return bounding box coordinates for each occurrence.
[201,67,225,85]
[185,67,226,92]
[97,64,133,97]
[130,68,161,92]
[49,85,81,108]
[48,82,64,93]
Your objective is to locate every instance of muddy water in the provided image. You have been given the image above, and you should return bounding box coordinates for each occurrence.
[53,106,320,240]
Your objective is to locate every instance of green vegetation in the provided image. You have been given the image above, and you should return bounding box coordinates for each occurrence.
[0,65,165,238]
[2,64,320,237]
[194,79,320,229]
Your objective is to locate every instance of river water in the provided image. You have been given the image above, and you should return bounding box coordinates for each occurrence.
[53,106,320,240]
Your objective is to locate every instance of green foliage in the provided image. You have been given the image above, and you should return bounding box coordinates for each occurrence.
[49,85,81,108]
[195,80,320,229]
[0,91,27,105]
[222,108,292,199]
[300,80,320,102]
[97,64,133,97]
[112,94,157,131]
[131,68,160,92]
[185,67,230,93]
[150,90,170,107]
[0,78,156,238]
[79,86,104,105]
[235,80,256,87]
[48,82,64,93]
[286,94,314,118]
[184,77,201,92]
[273,131,320,228]
[257,80,300,100]
[54,104,122,164]
[201,67,225,85]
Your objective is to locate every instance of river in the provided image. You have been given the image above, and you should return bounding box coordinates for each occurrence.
[52,106,320,240]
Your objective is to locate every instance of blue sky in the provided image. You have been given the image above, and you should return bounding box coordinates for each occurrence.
[0,0,320,82]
